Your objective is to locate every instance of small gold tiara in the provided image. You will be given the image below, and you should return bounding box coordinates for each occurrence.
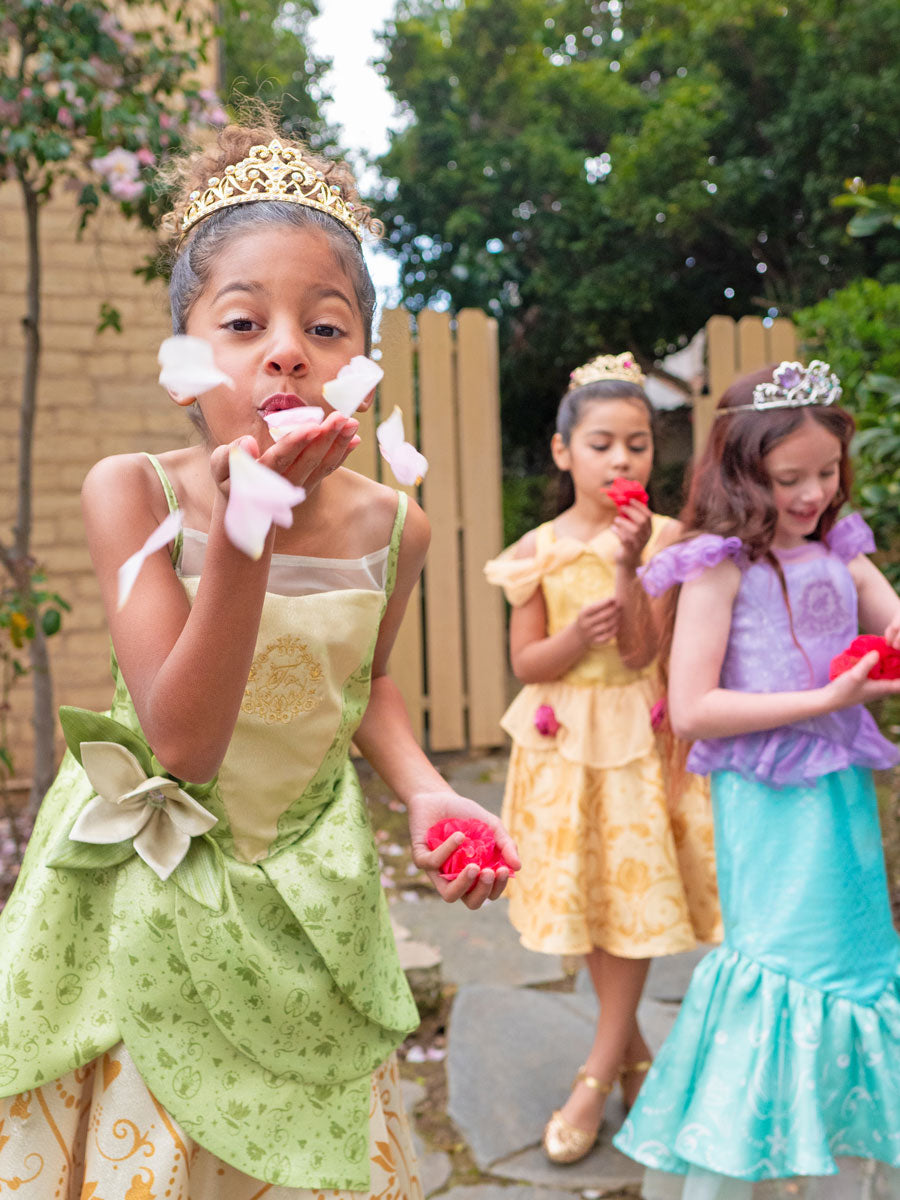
[718,360,842,415]
[178,138,364,244]
[568,352,646,390]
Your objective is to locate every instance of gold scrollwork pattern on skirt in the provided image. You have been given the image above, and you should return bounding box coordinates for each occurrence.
[0,1045,423,1200]
[501,744,722,957]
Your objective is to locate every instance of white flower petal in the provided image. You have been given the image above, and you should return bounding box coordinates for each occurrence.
[134,810,192,880]
[376,407,429,486]
[166,792,219,837]
[264,407,325,440]
[322,355,384,416]
[376,406,405,454]
[117,510,183,610]
[69,795,151,845]
[158,335,234,400]
[224,447,306,559]
[81,741,150,804]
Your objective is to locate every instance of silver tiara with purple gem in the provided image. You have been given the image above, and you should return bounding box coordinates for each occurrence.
[718,360,842,415]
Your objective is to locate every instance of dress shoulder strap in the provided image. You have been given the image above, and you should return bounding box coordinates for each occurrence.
[143,453,183,565]
[384,491,408,602]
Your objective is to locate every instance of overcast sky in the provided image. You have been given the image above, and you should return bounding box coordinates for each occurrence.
[307,0,403,306]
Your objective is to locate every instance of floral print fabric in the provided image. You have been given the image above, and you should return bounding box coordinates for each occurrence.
[0,1045,422,1200]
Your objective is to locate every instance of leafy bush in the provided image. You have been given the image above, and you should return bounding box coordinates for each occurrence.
[796,279,900,584]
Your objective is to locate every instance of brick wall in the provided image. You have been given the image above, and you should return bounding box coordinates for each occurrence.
[0,184,192,782]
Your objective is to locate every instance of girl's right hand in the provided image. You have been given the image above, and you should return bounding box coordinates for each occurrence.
[209,412,360,494]
[825,650,900,710]
[575,597,619,647]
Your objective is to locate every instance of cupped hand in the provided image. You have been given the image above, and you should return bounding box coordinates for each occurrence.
[575,596,620,647]
[612,500,653,570]
[826,650,900,709]
[208,413,360,496]
[407,790,521,909]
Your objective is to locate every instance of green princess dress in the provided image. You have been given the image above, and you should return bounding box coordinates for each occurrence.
[0,458,422,1198]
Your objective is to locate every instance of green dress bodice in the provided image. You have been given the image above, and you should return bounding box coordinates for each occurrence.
[0,465,417,1191]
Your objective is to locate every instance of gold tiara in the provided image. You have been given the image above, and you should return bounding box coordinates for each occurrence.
[568,352,646,390]
[178,138,364,244]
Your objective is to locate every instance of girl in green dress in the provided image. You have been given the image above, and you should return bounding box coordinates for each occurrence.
[0,116,518,1199]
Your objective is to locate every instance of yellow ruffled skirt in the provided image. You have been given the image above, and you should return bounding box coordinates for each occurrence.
[0,1045,422,1200]
[501,741,722,957]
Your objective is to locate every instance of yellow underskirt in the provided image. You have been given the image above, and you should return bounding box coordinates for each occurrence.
[0,1045,422,1200]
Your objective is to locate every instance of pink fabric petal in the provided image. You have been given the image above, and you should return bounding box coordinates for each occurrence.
[224,447,307,559]
[158,335,234,400]
[264,407,325,440]
[322,355,383,416]
[376,407,429,486]
[133,809,192,880]
[117,509,183,610]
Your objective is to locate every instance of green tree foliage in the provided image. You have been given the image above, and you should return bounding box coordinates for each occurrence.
[218,0,337,150]
[375,0,900,461]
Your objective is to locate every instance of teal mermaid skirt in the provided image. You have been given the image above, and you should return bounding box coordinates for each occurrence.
[613,766,900,1184]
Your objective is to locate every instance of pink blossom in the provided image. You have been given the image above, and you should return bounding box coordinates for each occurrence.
[534,705,560,736]
[57,106,74,129]
[159,112,174,129]
[91,146,140,184]
[110,177,144,202]
[0,99,21,124]
[136,147,156,167]
[650,698,667,731]
[18,87,33,100]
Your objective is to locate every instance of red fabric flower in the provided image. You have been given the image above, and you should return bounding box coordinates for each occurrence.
[426,818,509,880]
[606,477,649,510]
[534,704,560,736]
[828,635,900,681]
[650,697,667,731]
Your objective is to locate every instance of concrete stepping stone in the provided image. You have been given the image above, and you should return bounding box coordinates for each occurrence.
[447,982,681,1177]
[435,1187,577,1200]
[390,892,567,989]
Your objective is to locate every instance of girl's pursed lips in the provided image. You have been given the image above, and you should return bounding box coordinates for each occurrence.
[259,392,313,415]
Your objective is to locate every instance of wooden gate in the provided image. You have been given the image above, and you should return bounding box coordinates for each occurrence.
[693,315,798,456]
[355,307,508,751]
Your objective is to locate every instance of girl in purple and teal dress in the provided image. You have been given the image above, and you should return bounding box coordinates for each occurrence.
[614,361,900,1198]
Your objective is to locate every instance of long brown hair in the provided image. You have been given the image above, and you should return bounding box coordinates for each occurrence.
[657,364,856,788]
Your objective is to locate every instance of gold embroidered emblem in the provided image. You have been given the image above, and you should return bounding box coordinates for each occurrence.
[241,635,325,723]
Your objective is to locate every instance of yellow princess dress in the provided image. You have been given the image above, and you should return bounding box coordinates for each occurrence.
[485,518,721,958]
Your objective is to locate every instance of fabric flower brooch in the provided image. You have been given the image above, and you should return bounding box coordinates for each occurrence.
[534,704,560,736]
[606,477,648,510]
[829,635,900,680]
[426,819,510,881]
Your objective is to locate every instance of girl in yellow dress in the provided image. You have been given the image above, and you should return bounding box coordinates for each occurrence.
[485,352,721,1165]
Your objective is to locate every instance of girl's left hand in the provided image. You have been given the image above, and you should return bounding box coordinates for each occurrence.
[612,500,652,570]
[407,791,521,909]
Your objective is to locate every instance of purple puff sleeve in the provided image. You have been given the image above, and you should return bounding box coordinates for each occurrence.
[639,534,744,597]
[825,512,876,562]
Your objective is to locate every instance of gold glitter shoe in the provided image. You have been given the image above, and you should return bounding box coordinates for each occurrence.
[619,1058,653,1113]
[542,1068,613,1165]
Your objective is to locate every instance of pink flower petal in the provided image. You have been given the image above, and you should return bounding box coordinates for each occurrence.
[117,510,183,610]
[263,406,325,440]
[224,447,306,560]
[376,407,429,486]
[322,355,383,416]
[158,335,234,401]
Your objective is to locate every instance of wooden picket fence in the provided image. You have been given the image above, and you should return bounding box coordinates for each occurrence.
[358,307,508,751]
[693,315,798,455]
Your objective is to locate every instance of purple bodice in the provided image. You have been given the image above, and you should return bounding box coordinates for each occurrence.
[641,514,898,787]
